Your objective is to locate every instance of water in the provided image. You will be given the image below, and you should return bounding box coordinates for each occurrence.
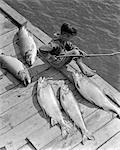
[4,0,120,91]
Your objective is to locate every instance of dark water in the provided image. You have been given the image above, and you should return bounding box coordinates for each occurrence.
[4,0,120,91]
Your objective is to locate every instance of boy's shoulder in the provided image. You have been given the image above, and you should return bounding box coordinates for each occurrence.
[53,32,60,40]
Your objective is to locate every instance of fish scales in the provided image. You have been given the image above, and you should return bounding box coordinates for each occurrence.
[72,71,120,118]
[37,77,71,138]
[60,83,94,144]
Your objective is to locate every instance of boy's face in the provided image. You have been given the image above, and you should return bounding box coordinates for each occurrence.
[61,32,74,42]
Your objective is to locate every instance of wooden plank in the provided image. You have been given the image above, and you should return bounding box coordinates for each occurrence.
[0,69,66,135]
[2,0,120,109]
[0,147,6,150]
[0,34,44,57]
[0,10,7,23]
[0,1,26,25]
[0,28,18,49]
[0,16,17,36]
[72,118,120,150]
[41,109,112,150]
[27,91,97,150]
[0,68,60,115]
[18,144,34,150]
[98,132,120,150]
[0,53,50,95]
[59,61,120,108]
[27,124,60,150]
[0,97,38,134]
[6,140,26,150]
[2,0,120,111]
[0,113,46,148]
[0,0,51,45]
[0,71,20,95]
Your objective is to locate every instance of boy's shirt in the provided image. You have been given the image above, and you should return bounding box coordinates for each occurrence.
[48,32,77,56]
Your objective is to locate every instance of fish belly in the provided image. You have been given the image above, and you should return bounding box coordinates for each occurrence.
[61,93,86,129]
[80,80,113,109]
[38,85,62,121]
[0,56,24,75]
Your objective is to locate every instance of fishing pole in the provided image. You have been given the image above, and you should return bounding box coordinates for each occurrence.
[57,51,120,58]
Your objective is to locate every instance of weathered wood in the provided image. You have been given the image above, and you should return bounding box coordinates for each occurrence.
[1,1,120,150]
[59,61,120,108]
[18,144,33,150]
[0,0,51,45]
[0,54,51,95]
[98,131,120,150]
[0,10,7,23]
[0,28,18,49]
[0,35,43,57]
[0,97,38,134]
[0,71,20,95]
[72,118,120,150]
[6,140,26,150]
[0,1,26,25]
[0,68,60,115]
[0,15,16,36]
[27,124,60,150]
[41,110,112,150]
[0,113,46,149]
[0,69,69,139]
[0,147,6,150]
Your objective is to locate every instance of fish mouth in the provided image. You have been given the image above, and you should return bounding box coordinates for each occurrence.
[72,70,82,80]
[37,77,48,88]
[25,51,34,66]
[23,76,31,86]
[26,59,33,66]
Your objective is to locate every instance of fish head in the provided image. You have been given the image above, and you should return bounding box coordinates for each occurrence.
[37,77,48,88]
[72,70,83,82]
[25,50,35,66]
[61,84,69,93]
[60,83,70,102]
[18,70,31,86]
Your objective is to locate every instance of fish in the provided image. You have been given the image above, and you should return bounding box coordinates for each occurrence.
[37,77,71,138]
[17,22,37,66]
[59,83,94,144]
[72,71,120,118]
[0,54,31,86]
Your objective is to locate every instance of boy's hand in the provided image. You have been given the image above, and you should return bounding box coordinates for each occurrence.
[75,48,87,57]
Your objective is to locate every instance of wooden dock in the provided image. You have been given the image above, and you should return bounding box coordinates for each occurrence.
[0,1,120,149]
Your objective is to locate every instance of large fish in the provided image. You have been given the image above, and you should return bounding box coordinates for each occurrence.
[59,83,94,144]
[72,71,120,117]
[0,54,31,86]
[17,22,37,66]
[37,77,71,138]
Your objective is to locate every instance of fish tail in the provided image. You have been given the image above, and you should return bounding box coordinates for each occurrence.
[116,108,120,119]
[81,130,95,145]
[61,120,72,139]
[18,21,28,30]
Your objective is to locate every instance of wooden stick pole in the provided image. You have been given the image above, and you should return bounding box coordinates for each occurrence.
[57,52,120,58]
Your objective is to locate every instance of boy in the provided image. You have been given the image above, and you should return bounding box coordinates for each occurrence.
[39,23,95,76]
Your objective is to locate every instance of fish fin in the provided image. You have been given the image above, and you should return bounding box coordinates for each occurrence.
[104,89,120,107]
[112,112,117,119]
[20,21,27,29]
[61,120,72,139]
[75,82,80,90]
[28,30,33,37]
[50,118,58,127]
[81,131,95,145]
[0,63,6,69]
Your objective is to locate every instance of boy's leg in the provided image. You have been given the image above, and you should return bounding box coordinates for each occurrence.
[75,58,96,77]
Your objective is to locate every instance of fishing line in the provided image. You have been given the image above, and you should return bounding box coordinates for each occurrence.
[57,51,120,58]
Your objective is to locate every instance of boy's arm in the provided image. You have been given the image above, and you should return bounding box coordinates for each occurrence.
[66,42,87,57]
[39,44,53,52]
[39,41,59,52]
